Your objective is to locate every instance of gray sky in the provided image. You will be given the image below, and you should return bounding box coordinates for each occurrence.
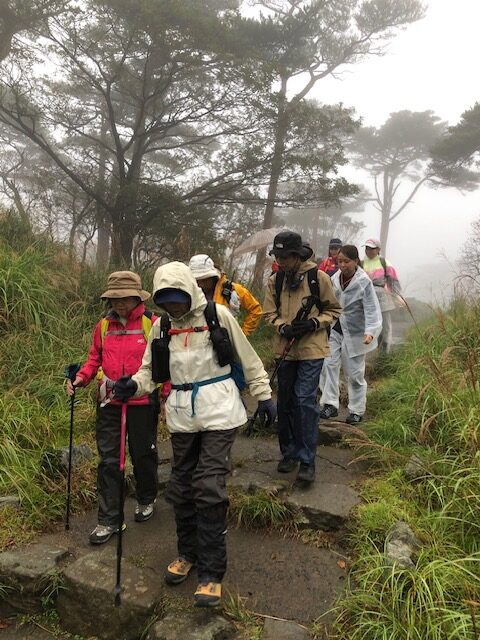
[309,0,480,301]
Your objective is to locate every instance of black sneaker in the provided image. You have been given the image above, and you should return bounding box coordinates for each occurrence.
[134,501,155,523]
[319,404,338,419]
[89,523,126,545]
[346,413,363,425]
[297,463,315,483]
[277,458,297,473]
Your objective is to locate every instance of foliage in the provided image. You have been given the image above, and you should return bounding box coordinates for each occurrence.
[228,488,296,530]
[332,301,480,639]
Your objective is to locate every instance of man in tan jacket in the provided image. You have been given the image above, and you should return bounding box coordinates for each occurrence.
[264,231,342,483]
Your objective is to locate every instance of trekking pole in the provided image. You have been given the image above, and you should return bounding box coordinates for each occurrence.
[245,295,319,437]
[64,363,81,531]
[114,399,128,607]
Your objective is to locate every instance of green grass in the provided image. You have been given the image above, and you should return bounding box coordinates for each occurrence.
[228,488,297,530]
[332,300,480,639]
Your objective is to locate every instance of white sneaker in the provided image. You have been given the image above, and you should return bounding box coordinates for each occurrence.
[89,523,126,545]
[134,501,155,522]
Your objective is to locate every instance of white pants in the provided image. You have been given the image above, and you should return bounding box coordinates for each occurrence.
[320,330,367,415]
[379,310,393,353]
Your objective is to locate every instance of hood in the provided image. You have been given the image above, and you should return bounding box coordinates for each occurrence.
[152,261,207,318]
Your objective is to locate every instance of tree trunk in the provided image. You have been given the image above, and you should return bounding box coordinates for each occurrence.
[252,79,289,288]
[380,208,390,257]
[95,114,110,268]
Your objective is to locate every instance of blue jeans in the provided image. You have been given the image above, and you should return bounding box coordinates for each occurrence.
[277,359,323,467]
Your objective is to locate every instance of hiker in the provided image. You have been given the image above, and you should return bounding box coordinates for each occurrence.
[263,231,342,483]
[66,271,159,545]
[362,238,402,353]
[318,238,342,277]
[319,245,382,425]
[114,261,275,607]
[188,254,262,336]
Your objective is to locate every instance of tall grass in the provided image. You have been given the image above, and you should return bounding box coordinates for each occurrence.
[0,233,101,546]
[333,299,480,639]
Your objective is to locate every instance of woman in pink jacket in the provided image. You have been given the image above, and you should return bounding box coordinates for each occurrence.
[66,271,159,544]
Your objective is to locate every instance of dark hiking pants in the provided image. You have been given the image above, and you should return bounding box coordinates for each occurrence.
[277,358,323,467]
[166,428,236,583]
[96,403,158,526]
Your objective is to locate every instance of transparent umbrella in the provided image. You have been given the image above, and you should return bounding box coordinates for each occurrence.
[233,227,285,256]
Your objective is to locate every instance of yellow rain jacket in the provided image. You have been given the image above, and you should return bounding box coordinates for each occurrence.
[213,274,262,337]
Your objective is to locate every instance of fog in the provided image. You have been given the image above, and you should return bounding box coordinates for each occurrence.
[307,0,480,302]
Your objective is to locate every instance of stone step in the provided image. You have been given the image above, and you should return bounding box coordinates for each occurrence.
[0,544,68,617]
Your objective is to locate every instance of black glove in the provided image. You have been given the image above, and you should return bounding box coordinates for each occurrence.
[291,318,318,339]
[257,399,277,427]
[113,376,138,401]
[279,324,295,340]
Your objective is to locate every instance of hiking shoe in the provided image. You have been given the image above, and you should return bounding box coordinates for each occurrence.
[89,523,126,545]
[319,404,338,419]
[164,557,195,585]
[134,501,155,523]
[297,463,315,483]
[277,458,297,473]
[346,413,363,425]
[194,581,222,607]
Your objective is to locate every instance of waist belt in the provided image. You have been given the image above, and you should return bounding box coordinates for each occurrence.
[171,373,232,416]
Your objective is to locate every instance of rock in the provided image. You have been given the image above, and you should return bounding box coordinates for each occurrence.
[262,618,309,640]
[148,611,235,640]
[228,469,288,496]
[127,465,170,498]
[404,455,427,482]
[57,548,163,640]
[287,483,360,531]
[384,520,421,569]
[318,424,343,445]
[41,444,94,476]
[0,495,20,510]
[0,544,68,616]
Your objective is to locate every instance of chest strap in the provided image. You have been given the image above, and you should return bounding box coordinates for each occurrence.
[171,373,232,416]
[168,325,209,347]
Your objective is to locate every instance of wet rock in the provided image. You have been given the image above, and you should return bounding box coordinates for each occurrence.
[318,424,344,445]
[287,483,360,531]
[384,520,421,569]
[228,470,288,496]
[41,444,94,476]
[148,611,235,640]
[262,618,309,639]
[404,455,427,482]
[57,547,163,640]
[0,544,68,616]
[0,495,20,510]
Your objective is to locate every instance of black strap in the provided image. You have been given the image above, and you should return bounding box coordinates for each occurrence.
[143,310,153,320]
[274,270,285,312]
[380,257,388,280]
[204,300,220,331]
[221,280,234,304]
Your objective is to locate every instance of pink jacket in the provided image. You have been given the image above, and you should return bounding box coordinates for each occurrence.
[77,303,158,405]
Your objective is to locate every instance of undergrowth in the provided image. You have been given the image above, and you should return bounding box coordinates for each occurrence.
[332,299,480,640]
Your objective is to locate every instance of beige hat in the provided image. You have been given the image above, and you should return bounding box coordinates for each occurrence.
[188,254,221,280]
[100,271,150,301]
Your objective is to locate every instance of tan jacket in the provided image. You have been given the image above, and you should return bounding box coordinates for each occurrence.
[133,262,272,433]
[263,260,342,360]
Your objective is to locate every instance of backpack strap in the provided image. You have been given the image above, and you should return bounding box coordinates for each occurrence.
[100,311,154,345]
[380,257,388,280]
[221,280,234,304]
[204,300,220,331]
[274,271,285,313]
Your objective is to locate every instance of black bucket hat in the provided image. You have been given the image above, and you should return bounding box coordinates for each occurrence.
[269,231,311,260]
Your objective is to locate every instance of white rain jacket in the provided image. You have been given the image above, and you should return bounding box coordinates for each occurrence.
[132,262,272,433]
[331,268,383,358]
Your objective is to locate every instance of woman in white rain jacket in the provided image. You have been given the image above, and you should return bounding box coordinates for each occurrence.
[113,261,274,607]
[319,245,382,425]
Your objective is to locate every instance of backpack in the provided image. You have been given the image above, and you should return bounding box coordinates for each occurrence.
[274,267,322,314]
[361,257,391,289]
[100,310,154,344]
[153,301,245,389]
[220,279,234,304]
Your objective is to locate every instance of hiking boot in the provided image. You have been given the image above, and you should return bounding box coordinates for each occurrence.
[134,501,155,523]
[89,523,126,545]
[297,463,315,483]
[346,413,363,425]
[277,458,297,473]
[194,581,222,607]
[164,557,195,585]
[319,404,338,419]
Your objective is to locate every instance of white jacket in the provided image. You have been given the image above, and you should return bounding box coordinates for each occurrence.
[133,262,272,433]
[331,268,383,358]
